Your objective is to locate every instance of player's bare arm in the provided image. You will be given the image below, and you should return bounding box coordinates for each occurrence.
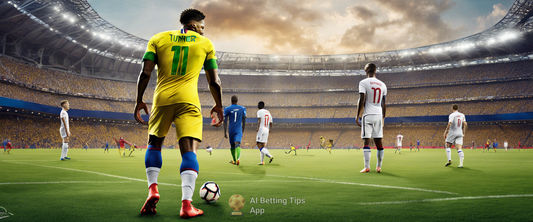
[134,60,156,124]
[257,118,260,132]
[269,122,273,134]
[356,93,365,126]
[224,116,228,138]
[444,122,451,138]
[242,115,246,132]
[205,69,223,127]
[382,95,387,122]
[463,121,467,137]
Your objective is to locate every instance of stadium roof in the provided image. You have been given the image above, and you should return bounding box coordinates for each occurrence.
[1,0,533,80]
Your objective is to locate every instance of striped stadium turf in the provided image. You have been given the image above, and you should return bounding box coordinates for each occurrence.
[0,148,531,221]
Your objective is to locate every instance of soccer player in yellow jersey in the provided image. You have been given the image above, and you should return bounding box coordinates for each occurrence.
[327,139,333,154]
[320,136,326,149]
[134,9,223,219]
[285,143,296,155]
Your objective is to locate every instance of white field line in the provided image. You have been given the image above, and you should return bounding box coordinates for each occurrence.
[205,171,459,195]
[1,160,138,162]
[0,181,132,185]
[5,161,181,187]
[4,161,457,194]
[212,180,311,183]
[358,194,533,205]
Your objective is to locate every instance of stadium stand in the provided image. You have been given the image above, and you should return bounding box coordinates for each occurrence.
[2,57,532,118]
[1,0,533,150]
[2,114,531,150]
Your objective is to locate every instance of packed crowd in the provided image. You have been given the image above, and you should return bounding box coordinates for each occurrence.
[2,56,532,105]
[3,114,531,149]
[0,56,155,101]
[0,115,179,149]
[0,82,135,113]
[198,60,533,90]
[202,122,533,149]
[3,78,532,118]
[2,56,532,150]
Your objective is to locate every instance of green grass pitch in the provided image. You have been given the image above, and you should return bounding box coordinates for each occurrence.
[1,148,532,221]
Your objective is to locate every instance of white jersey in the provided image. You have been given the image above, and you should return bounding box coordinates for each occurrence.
[60,109,70,138]
[257,109,273,130]
[504,142,508,148]
[397,134,403,146]
[359,77,387,116]
[448,111,466,136]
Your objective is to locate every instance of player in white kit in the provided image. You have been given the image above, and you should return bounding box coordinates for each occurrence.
[444,104,467,168]
[256,101,274,165]
[395,132,403,154]
[206,146,213,155]
[356,63,387,173]
[504,140,508,152]
[59,100,71,161]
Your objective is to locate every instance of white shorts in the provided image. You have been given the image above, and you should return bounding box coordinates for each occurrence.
[397,143,402,147]
[361,114,383,139]
[206,148,213,152]
[256,128,269,144]
[60,129,68,138]
[446,133,463,145]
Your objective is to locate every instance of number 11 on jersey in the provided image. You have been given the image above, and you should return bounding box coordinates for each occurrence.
[171,46,189,76]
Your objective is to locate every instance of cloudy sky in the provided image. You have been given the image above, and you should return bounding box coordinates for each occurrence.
[88,0,515,55]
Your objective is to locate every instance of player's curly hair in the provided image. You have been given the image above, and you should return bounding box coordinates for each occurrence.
[180,8,206,25]
[258,101,265,109]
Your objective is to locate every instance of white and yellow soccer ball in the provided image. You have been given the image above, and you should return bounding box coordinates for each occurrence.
[199,181,220,204]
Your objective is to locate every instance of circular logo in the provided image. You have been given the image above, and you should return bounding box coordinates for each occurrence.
[228,194,245,211]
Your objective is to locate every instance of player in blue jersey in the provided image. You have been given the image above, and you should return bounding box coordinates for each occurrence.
[416,139,420,152]
[3,139,7,153]
[104,141,109,153]
[224,95,246,166]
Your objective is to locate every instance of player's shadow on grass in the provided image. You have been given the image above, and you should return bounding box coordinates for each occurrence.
[264,163,282,167]
[450,167,479,173]
[136,214,160,220]
[375,172,401,178]
[238,166,266,177]
[196,201,224,216]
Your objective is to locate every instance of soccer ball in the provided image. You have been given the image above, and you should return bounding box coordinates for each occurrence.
[199,181,220,203]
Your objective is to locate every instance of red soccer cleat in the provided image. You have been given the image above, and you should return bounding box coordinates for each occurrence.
[140,183,160,215]
[376,167,381,173]
[180,200,204,219]
[236,160,240,166]
[359,168,371,173]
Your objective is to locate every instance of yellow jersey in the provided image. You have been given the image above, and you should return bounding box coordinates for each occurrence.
[143,29,218,109]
